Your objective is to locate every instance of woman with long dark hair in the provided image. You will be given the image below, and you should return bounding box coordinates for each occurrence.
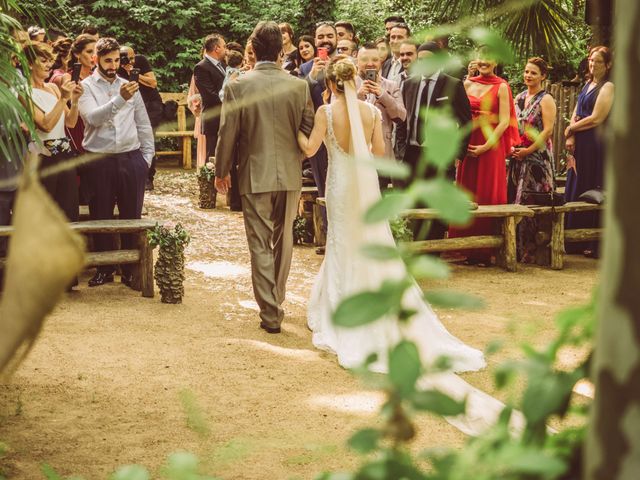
[564,46,614,258]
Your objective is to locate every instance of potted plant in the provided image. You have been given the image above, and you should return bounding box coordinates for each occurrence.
[197,162,216,209]
[148,223,191,304]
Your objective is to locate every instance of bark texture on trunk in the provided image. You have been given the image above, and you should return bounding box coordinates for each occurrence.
[585,1,640,478]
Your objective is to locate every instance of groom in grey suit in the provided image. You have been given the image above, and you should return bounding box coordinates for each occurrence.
[215,21,315,334]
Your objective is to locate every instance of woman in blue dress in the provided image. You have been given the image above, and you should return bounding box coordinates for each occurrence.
[564,46,614,258]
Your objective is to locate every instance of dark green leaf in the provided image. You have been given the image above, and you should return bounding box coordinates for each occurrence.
[468,26,514,63]
[407,255,450,280]
[389,341,422,395]
[333,291,395,328]
[364,193,413,224]
[411,390,466,416]
[360,244,401,260]
[424,290,485,310]
[522,370,580,424]
[110,465,150,480]
[410,179,473,225]
[503,449,567,476]
[368,157,411,180]
[347,428,381,454]
[423,111,462,170]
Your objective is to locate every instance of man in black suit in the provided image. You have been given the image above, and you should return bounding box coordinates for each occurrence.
[396,42,472,240]
[381,23,410,82]
[194,34,227,163]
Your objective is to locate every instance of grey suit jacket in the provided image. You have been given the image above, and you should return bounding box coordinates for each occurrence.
[215,63,315,195]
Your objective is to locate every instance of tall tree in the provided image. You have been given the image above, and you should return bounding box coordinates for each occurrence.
[299,0,335,39]
[585,0,640,478]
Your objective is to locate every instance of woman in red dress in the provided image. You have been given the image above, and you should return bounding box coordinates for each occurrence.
[449,56,519,265]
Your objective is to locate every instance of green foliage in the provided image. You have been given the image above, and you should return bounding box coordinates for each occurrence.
[148,223,191,250]
[388,217,413,243]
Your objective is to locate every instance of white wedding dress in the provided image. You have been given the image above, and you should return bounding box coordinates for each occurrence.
[306,82,525,436]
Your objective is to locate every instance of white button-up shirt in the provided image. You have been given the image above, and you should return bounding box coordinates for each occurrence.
[78,70,155,165]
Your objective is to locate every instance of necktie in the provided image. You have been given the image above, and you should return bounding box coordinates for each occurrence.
[417,78,432,145]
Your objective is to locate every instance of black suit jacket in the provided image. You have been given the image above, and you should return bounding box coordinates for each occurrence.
[396,72,471,168]
[381,57,404,80]
[194,57,226,138]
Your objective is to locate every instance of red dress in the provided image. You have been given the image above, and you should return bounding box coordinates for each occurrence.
[449,76,519,262]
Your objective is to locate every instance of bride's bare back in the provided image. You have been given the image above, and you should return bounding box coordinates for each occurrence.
[298,98,385,158]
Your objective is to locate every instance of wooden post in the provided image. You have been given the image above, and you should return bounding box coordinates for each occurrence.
[177,105,191,169]
[550,211,565,270]
[139,230,154,298]
[498,216,517,272]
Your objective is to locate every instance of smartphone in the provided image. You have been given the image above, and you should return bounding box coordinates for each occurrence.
[130,68,140,83]
[365,69,377,82]
[71,62,82,83]
[317,47,328,60]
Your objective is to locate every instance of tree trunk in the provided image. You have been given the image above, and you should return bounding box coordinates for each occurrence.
[584,1,640,478]
[586,0,614,46]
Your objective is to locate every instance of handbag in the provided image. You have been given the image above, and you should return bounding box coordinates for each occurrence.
[578,188,604,204]
[521,190,566,206]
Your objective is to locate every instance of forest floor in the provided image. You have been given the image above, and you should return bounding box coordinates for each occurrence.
[0,169,598,479]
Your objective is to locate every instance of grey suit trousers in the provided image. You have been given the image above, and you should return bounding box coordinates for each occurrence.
[241,190,300,327]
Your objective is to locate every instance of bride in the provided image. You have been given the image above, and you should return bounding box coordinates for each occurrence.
[297,57,523,435]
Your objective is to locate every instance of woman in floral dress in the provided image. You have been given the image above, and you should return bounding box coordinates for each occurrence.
[508,57,557,262]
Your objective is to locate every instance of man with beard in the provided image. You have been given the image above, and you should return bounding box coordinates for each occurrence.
[298,21,337,254]
[78,37,154,287]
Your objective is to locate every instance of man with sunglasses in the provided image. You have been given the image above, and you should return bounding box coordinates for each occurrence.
[336,39,357,58]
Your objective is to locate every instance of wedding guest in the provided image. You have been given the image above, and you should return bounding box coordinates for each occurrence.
[336,39,357,58]
[396,42,472,240]
[28,26,45,43]
[226,41,243,54]
[279,23,298,72]
[382,23,410,82]
[24,42,83,221]
[449,51,519,266]
[335,20,356,41]
[375,37,390,64]
[118,45,164,190]
[187,72,207,168]
[508,57,557,263]
[398,39,418,73]
[48,37,73,86]
[355,42,405,188]
[46,28,67,44]
[194,34,227,162]
[383,15,406,39]
[244,38,257,69]
[67,34,96,154]
[297,35,316,65]
[564,46,613,258]
[78,37,154,287]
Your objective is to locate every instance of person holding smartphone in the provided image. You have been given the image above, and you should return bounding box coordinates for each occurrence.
[118,45,164,190]
[355,43,405,189]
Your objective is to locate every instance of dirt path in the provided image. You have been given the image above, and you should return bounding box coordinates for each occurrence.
[0,169,598,479]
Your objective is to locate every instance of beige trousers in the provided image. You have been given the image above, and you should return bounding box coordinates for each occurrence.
[241,190,300,327]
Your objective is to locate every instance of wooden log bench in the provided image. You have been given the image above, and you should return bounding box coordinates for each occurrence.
[400,204,535,272]
[314,199,533,271]
[0,219,158,298]
[528,201,603,270]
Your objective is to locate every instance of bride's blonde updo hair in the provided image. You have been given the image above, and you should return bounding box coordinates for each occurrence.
[325,55,357,93]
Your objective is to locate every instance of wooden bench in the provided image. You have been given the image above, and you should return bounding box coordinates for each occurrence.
[528,201,603,270]
[314,199,533,271]
[0,219,158,298]
[400,204,535,272]
[155,92,192,170]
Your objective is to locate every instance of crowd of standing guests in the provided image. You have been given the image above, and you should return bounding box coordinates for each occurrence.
[1,15,614,290]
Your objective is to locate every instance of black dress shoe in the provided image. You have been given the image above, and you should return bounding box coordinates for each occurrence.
[88,272,114,287]
[121,273,134,288]
[315,246,325,255]
[260,322,281,334]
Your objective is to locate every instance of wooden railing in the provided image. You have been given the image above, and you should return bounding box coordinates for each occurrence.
[157,92,192,169]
